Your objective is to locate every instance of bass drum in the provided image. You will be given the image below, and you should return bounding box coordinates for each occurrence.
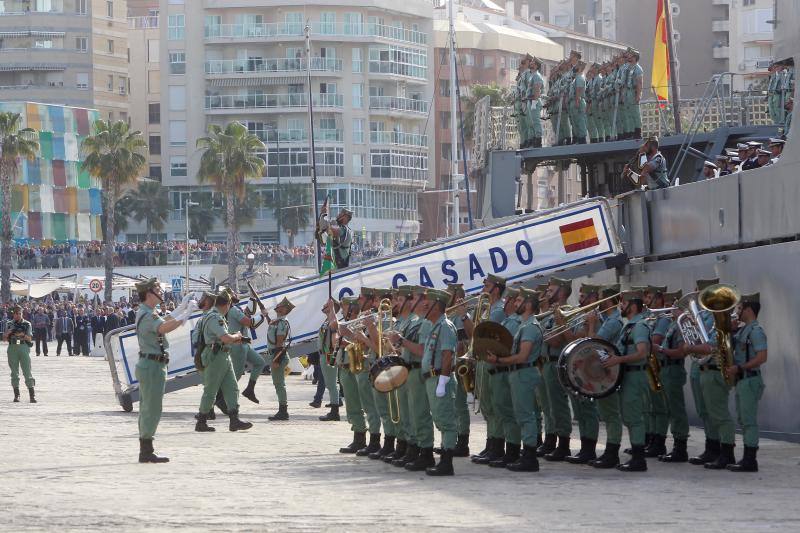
[557,338,623,399]
[369,356,410,393]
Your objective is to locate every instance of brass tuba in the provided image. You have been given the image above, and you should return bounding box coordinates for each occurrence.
[699,283,741,387]
[346,341,365,374]
[646,351,663,392]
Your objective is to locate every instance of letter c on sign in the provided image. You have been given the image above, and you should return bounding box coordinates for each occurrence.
[338,287,354,300]
[392,273,407,287]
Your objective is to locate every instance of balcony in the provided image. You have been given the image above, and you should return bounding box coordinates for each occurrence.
[0,1,64,14]
[370,131,428,148]
[128,16,159,29]
[204,21,427,47]
[711,0,730,5]
[205,57,342,76]
[368,60,427,82]
[369,96,428,115]
[205,93,344,112]
[252,128,343,143]
[712,45,730,59]
[712,19,730,32]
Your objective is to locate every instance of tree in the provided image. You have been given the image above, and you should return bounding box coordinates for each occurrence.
[81,120,147,302]
[197,122,265,291]
[0,112,39,302]
[460,83,512,138]
[269,182,311,248]
[188,192,217,241]
[128,181,169,240]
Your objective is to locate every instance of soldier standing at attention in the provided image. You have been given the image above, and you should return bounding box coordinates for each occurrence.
[626,49,644,139]
[133,278,190,463]
[266,297,294,421]
[727,293,767,472]
[527,56,545,148]
[585,64,599,144]
[4,305,35,403]
[569,61,588,144]
[767,62,782,124]
[317,297,342,421]
[515,55,531,148]
[224,289,266,405]
[613,54,627,140]
[336,297,369,453]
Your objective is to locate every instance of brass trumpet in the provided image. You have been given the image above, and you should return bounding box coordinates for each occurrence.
[541,292,622,341]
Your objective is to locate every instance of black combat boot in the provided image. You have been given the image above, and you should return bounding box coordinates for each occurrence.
[241,380,259,404]
[195,412,215,432]
[268,403,289,421]
[385,439,407,463]
[565,437,597,464]
[489,442,520,468]
[426,449,454,476]
[474,438,505,465]
[689,439,719,465]
[319,405,340,421]
[617,445,647,472]
[727,446,758,472]
[544,435,571,462]
[28,387,36,403]
[536,433,557,457]
[194,409,216,421]
[705,442,735,470]
[309,400,322,408]
[229,409,253,431]
[214,391,229,415]
[470,438,491,462]
[339,431,367,454]
[590,443,620,469]
[659,438,688,463]
[138,438,169,463]
[452,434,470,457]
[536,433,543,448]
[370,435,395,460]
[357,433,381,456]
[645,434,667,458]
[405,447,436,471]
[394,443,419,467]
[507,444,540,472]
[13,387,20,402]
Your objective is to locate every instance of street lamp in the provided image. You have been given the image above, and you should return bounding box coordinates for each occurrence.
[264,125,282,245]
[184,197,199,296]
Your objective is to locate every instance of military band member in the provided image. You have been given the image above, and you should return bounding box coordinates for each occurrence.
[4,305,35,403]
[318,205,354,269]
[655,289,691,463]
[266,297,294,421]
[317,298,342,421]
[515,55,532,148]
[463,274,507,465]
[337,297,370,453]
[444,283,471,456]
[624,136,669,190]
[642,285,670,458]
[224,289,267,405]
[527,56,545,148]
[588,285,625,468]
[727,293,767,472]
[195,291,253,433]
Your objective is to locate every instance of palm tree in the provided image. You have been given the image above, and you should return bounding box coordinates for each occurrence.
[129,181,169,240]
[81,120,147,302]
[271,182,311,248]
[0,112,39,302]
[188,193,217,241]
[197,122,265,291]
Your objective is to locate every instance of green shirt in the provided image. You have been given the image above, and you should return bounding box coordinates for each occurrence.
[615,312,651,361]
[597,309,624,343]
[332,224,352,266]
[528,71,544,104]
[501,313,522,338]
[226,305,246,334]
[136,303,168,356]
[488,300,506,324]
[317,319,334,355]
[422,314,457,373]
[267,317,290,350]
[398,313,421,363]
[202,308,229,347]
[6,319,32,348]
[512,314,543,364]
[732,320,767,367]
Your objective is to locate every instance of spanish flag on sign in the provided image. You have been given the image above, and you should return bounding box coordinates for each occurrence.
[560,218,600,253]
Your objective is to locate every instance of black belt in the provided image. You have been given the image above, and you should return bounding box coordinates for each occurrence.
[422,369,441,380]
[489,366,510,375]
[624,364,646,371]
[140,352,169,364]
[739,369,761,379]
[408,362,422,369]
[547,355,560,362]
[509,362,535,371]
[663,359,684,366]
[700,364,719,371]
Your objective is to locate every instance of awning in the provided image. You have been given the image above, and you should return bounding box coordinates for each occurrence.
[0,64,66,71]
[0,31,66,38]
[208,75,304,87]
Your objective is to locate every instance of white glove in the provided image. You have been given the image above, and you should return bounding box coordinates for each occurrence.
[435,375,449,398]
[179,292,193,307]
[184,300,199,316]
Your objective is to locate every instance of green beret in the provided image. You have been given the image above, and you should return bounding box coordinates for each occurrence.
[397,285,416,297]
[579,283,601,295]
[600,284,621,298]
[485,274,507,286]
[134,277,159,293]
[621,290,644,302]
[663,289,683,301]
[741,293,760,305]
[275,297,295,313]
[425,288,451,305]
[645,285,667,295]
[696,278,720,291]
[549,277,572,289]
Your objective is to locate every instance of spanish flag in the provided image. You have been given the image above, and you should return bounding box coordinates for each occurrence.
[652,0,670,105]
[560,218,600,253]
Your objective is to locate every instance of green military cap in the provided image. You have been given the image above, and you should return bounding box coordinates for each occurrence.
[396,285,416,297]
[374,288,393,299]
[425,288,451,305]
[645,285,667,295]
[741,293,760,304]
[696,278,720,291]
[413,285,428,296]
[275,297,295,313]
[579,283,601,295]
[505,286,520,299]
[531,56,542,66]
[215,291,231,306]
[664,289,683,301]
[134,277,159,293]
[600,284,621,298]
[549,277,571,288]
[620,289,644,302]
[445,282,465,297]
[630,285,648,292]
[535,283,550,293]
[518,287,538,301]
[360,287,374,297]
[486,273,507,286]
[341,296,359,306]
[337,208,354,220]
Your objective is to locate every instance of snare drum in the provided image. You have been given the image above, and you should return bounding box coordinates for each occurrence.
[369,355,411,393]
[557,337,623,399]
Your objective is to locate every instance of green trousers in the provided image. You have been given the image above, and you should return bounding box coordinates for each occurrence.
[516,104,529,143]
[621,369,649,446]
[569,100,587,141]
[569,392,599,440]
[586,109,598,141]
[397,381,415,444]
[199,350,239,414]
[454,376,470,436]
[735,375,764,447]
[557,107,571,143]
[660,364,689,439]
[645,387,669,437]
[355,371,381,434]
[230,344,265,383]
[7,345,34,388]
[135,358,166,439]
[690,364,717,439]
[509,367,541,447]
[542,360,572,437]
[700,369,734,445]
[596,391,623,445]
[528,101,543,137]
[372,387,402,439]
[320,355,339,404]
[535,363,553,434]
[339,367,366,433]
[408,368,434,447]
[425,375,457,450]
[267,351,288,405]
[491,372,521,445]
[476,361,502,439]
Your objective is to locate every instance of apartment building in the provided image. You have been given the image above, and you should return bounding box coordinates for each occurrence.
[158,0,434,247]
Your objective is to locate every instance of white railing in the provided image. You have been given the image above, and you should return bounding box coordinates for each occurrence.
[368,60,426,80]
[368,96,428,114]
[204,57,342,75]
[370,131,428,147]
[204,21,427,46]
[128,16,159,29]
[252,128,343,143]
[205,93,344,110]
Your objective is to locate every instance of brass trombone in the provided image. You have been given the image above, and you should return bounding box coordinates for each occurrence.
[541,292,622,341]
[376,298,402,424]
[458,293,490,413]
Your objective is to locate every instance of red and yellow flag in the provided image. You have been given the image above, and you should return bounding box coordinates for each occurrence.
[651,0,670,105]
[560,218,600,253]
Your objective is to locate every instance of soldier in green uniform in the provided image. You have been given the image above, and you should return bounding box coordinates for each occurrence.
[4,305,36,403]
[625,49,644,139]
[132,278,191,462]
[654,289,691,463]
[569,61,588,144]
[767,62,783,124]
[444,283,471,456]
[598,62,611,142]
[604,289,652,472]
[317,297,342,421]
[265,297,294,421]
[319,206,354,268]
[464,274,507,465]
[527,56,545,148]
[515,55,531,148]
[223,289,266,405]
[194,290,253,433]
[588,285,626,468]
[785,97,794,133]
[779,59,795,126]
[613,54,627,140]
[727,293,767,472]
[643,285,670,458]
[585,63,599,143]
[336,297,369,453]
[420,288,459,476]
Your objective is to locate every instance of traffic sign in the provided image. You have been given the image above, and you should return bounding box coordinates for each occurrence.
[89,279,103,293]
[171,278,183,295]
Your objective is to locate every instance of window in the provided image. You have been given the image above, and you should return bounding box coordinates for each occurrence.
[352,154,364,176]
[149,165,162,180]
[462,53,474,67]
[76,72,89,90]
[743,0,755,5]
[440,111,450,128]
[169,86,186,110]
[75,0,87,14]
[75,37,87,53]
[578,15,586,25]
[149,135,161,155]
[483,55,494,68]
[352,48,362,73]
[368,44,428,79]
[170,157,187,177]
[169,120,187,147]
[439,80,450,97]
[148,40,159,63]
[169,52,186,74]
[107,75,114,91]
[106,0,113,18]
[118,77,127,95]
[353,118,364,143]
[553,14,571,27]
[107,40,114,54]
[743,9,773,34]
[510,56,520,70]
[148,103,160,124]
[168,14,185,40]
[352,83,363,108]
[320,12,336,35]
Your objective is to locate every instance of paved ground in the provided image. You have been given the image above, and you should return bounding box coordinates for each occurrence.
[2,350,800,532]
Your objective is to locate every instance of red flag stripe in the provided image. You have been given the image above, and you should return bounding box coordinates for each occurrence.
[564,237,600,253]
[559,218,595,233]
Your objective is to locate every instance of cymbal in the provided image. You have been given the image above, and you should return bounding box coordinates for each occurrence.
[472,321,513,359]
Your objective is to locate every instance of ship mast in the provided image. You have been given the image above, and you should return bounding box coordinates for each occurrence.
[448,0,459,236]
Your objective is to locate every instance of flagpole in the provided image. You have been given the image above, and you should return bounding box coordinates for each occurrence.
[664,0,682,133]
[305,22,322,272]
